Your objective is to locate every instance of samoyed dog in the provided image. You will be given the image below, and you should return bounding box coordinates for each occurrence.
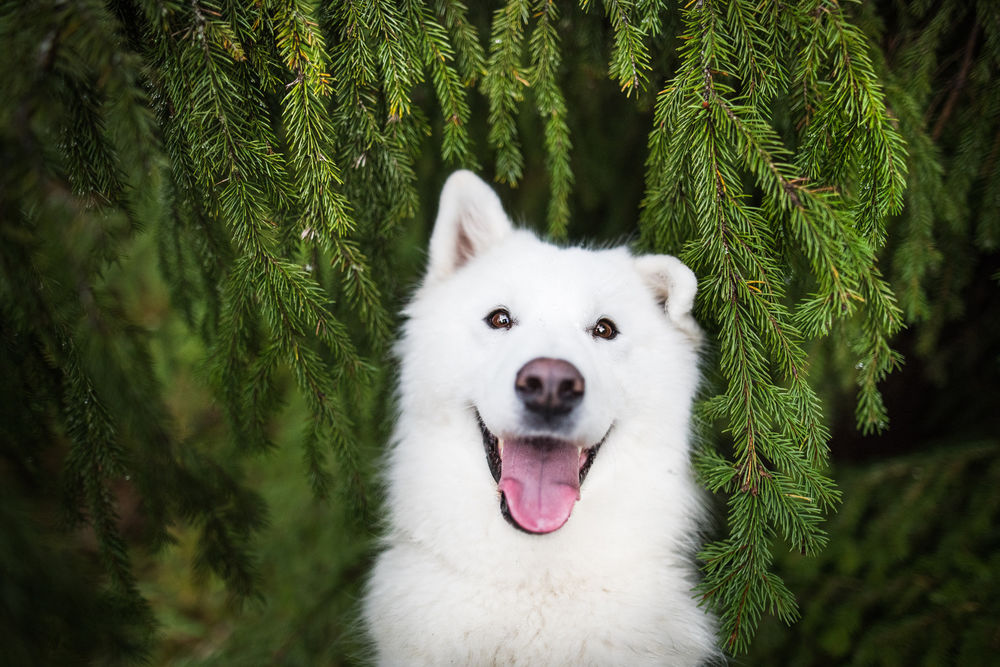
[363,171,718,665]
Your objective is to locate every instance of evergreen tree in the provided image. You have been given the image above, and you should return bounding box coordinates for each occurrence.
[1,0,996,662]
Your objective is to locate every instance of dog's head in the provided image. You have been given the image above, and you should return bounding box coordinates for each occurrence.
[396,171,701,537]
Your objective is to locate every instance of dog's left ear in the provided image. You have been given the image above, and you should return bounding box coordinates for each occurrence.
[426,170,513,283]
[634,254,701,340]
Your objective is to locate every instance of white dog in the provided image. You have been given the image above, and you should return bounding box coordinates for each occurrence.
[363,171,718,665]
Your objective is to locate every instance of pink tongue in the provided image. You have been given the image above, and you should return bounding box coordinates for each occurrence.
[498,439,582,534]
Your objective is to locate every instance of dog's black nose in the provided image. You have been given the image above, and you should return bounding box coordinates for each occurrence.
[515,357,585,418]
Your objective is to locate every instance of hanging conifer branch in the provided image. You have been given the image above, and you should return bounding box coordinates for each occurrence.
[371,1,417,120]
[483,0,531,185]
[274,0,355,236]
[435,0,487,84]
[405,0,478,166]
[138,0,384,508]
[603,0,651,96]
[640,0,906,650]
[529,0,573,237]
[273,0,389,342]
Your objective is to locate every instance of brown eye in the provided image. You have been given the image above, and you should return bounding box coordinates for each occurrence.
[486,308,513,330]
[592,317,618,340]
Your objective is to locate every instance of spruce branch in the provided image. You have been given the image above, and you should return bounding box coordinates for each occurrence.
[371,0,418,120]
[434,0,487,84]
[405,0,478,166]
[603,0,651,96]
[641,0,906,650]
[529,0,574,237]
[483,0,531,185]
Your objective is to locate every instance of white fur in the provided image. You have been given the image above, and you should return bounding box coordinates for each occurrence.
[363,171,719,665]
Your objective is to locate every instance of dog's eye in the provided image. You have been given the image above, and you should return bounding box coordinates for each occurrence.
[591,318,619,340]
[486,308,513,330]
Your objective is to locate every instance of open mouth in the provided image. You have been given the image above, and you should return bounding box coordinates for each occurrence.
[477,412,607,535]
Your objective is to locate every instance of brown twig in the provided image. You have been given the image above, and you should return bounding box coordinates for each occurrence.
[931,24,979,141]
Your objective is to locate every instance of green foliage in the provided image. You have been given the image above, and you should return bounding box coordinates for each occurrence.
[641,0,910,649]
[1,0,997,662]
[749,442,1000,665]
[858,0,1000,363]
[146,396,373,665]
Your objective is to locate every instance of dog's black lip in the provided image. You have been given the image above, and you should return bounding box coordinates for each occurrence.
[476,410,610,534]
[478,412,502,483]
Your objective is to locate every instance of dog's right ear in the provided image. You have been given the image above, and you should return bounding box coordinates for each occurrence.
[426,170,513,283]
